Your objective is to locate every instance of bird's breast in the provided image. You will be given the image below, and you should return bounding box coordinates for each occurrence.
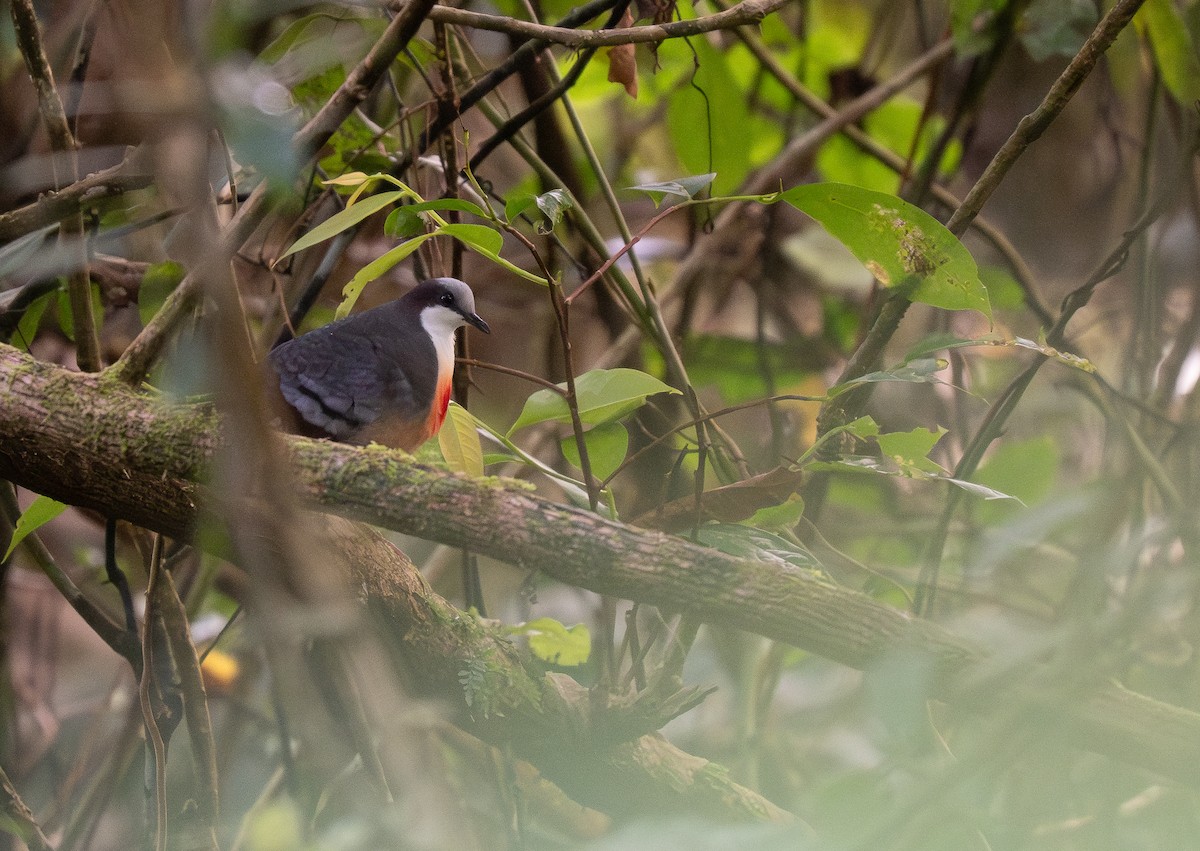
[423,375,453,441]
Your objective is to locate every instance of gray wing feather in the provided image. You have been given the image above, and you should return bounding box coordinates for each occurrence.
[270,326,417,440]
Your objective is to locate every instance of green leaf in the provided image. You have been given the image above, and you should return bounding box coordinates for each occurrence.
[384,198,491,239]
[745,494,805,532]
[504,194,537,223]
[384,206,425,239]
[509,189,573,230]
[138,261,186,327]
[439,402,485,477]
[438,223,549,285]
[877,426,948,475]
[1137,0,1200,104]
[842,416,881,439]
[12,290,53,352]
[508,368,680,434]
[336,233,434,318]
[978,266,1026,310]
[694,524,820,571]
[4,495,67,560]
[1020,0,1096,61]
[827,358,949,397]
[281,191,406,259]
[533,189,572,228]
[440,223,503,255]
[974,436,1059,522]
[778,183,990,318]
[625,173,717,208]
[507,617,591,666]
[663,30,752,195]
[561,422,629,481]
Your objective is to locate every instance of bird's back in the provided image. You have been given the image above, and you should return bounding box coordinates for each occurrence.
[266,302,439,449]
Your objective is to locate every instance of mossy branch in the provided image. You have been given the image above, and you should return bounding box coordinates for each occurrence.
[2,343,1200,788]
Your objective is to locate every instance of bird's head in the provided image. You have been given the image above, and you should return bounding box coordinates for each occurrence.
[405,277,490,340]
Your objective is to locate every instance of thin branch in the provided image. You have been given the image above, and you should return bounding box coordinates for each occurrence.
[814,0,1146,487]
[156,567,220,846]
[745,38,955,195]
[944,0,1149,236]
[0,482,141,668]
[423,0,788,47]
[713,0,1052,324]
[913,131,1200,615]
[0,764,52,851]
[139,534,169,851]
[10,0,101,371]
[0,160,154,243]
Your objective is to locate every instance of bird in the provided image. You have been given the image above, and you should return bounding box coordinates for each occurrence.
[266,277,490,451]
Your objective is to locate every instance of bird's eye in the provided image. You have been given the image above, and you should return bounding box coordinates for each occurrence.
[440,293,454,306]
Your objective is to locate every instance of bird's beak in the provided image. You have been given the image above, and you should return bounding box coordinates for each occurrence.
[466,312,490,334]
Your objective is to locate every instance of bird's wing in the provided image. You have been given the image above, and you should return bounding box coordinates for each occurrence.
[269,332,418,441]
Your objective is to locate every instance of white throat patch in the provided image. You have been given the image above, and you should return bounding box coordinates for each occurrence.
[420,305,466,382]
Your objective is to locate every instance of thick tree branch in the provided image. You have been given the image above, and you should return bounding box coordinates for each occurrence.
[3,344,1200,788]
[0,342,787,822]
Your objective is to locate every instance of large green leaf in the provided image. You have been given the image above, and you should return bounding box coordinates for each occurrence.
[778,183,990,318]
[281,191,406,259]
[439,402,485,477]
[439,223,549,286]
[561,421,629,482]
[508,368,680,435]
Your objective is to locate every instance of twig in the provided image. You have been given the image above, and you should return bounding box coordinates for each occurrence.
[10,0,101,371]
[407,0,623,167]
[0,160,153,243]
[156,567,220,846]
[423,0,788,47]
[944,0,1149,236]
[0,763,54,851]
[139,534,169,851]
